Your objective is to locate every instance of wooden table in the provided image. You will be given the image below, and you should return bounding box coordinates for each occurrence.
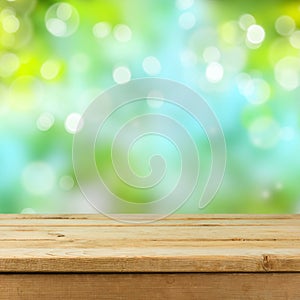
[0,214,300,299]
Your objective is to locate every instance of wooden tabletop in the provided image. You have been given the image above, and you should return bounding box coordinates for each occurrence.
[0,214,300,273]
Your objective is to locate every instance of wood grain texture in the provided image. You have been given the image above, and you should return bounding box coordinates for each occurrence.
[1,273,300,300]
[0,214,300,273]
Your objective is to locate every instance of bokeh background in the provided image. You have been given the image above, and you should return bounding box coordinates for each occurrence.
[0,0,300,213]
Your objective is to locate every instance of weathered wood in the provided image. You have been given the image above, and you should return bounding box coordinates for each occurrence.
[1,273,300,300]
[0,214,299,273]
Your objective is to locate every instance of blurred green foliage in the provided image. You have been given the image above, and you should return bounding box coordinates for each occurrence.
[0,0,300,213]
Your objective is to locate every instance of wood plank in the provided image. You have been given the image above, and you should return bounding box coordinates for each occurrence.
[1,214,300,225]
[1,215,300,230]
[1,225,300,241]
[0,215,300,272]
[0,273,300,300]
